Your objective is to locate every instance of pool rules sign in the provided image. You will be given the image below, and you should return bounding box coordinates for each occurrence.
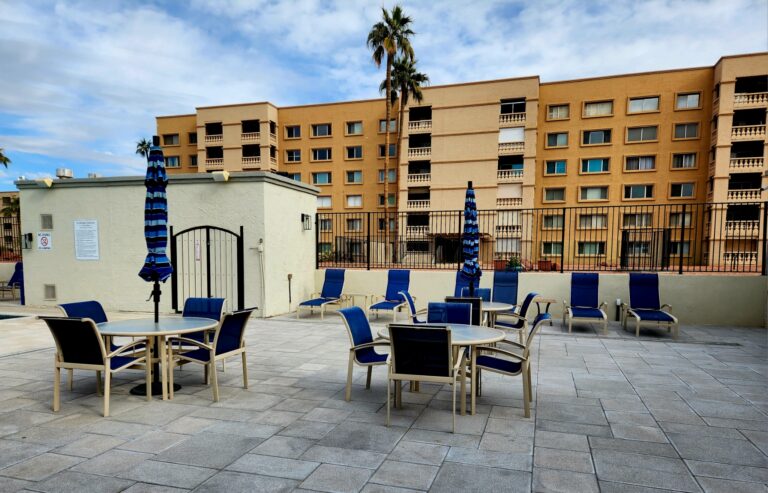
[74,220,100,260]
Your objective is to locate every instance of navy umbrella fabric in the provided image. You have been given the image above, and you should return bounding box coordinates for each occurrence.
[461,181,482,296]
[138,136,173,322]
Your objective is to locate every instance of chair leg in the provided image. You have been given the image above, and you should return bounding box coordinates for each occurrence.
[242,352,249,389]
[95,371,102,396]
[159,336,168,401]
[366,366,372,389]
[67,369,73,391]
[386,377,391,427]
[568,317,572,334]
[345,352,354,402]
[636,319,640,338]
[53,364,61,412]
[460,363,466,416]
[452,375,456,434]
[146,349,152,402]
[210,359,220,402]
[522,366,531,418]
[167,344,174,400]
[396,380,402,409]
[103,370,111,417]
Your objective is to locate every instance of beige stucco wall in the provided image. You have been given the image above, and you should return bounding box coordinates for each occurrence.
[18,172,317,317]
[316,269,767,327]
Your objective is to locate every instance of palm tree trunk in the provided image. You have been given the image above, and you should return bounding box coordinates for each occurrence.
[384,56,393,262]
[393,93,405,263]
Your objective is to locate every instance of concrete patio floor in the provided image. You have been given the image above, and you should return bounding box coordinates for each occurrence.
[0,305,766,492]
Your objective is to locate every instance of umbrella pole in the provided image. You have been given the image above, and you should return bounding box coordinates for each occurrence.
[152,280,161,323]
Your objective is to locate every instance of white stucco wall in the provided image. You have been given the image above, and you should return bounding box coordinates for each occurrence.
[316,269,768,328]
[18,172,317,317]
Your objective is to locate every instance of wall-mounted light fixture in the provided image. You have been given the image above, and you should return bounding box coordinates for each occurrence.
[22,233,33,250]
[301,213,312,231]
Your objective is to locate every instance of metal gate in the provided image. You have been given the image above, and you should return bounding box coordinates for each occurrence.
[170,225,244,313]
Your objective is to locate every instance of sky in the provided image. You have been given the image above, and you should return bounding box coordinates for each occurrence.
[0,0,766,190]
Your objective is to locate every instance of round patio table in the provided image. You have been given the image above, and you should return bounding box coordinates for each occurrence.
[481,301,515,327]
[98,317,218,399]
[377,323,505,415]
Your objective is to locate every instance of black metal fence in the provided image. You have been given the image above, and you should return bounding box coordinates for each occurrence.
[316,202,767,274]
[0,215,21,262]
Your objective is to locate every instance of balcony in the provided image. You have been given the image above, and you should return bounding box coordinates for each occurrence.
[727,189,762,201]
[408,147,431,159]
[205,158,223,168]
[734,92,768,108]
[731,124,766,140]
[496,197,522,207]
[725,220,760,237]
[723,251,758,264]
[205,134,223,143]
[497,169,523,182]
[242,156,261,169]
[729,157,764,170]
[269,133,277,144]
[406,225,430,236]
[498,142,524,155]
[495,224,522,237]
[408,120,432,133]
[270,156,277,166]
[406,199,430,209]
[407,173,431,184]
[499,113,525,127]
[241,132,260,142]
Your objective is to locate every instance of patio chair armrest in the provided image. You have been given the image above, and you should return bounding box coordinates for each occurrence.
[498,311,526,321]
[414,308,427,316]
[351,341,390,351]
[476,346,526,362]
[167,337,213,351]
[497,339,526,350]
[599,301,607,310]
[661,304,672,312]
[108,339,149,358]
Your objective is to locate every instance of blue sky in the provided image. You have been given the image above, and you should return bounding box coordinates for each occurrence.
[0,0,766,191]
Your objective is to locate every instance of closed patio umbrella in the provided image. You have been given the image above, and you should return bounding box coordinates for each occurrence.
[461,181,481,297]
[138,136,173,323]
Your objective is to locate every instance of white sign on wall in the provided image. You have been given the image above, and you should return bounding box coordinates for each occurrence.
[38,232,52,250]
[74,220,100,260]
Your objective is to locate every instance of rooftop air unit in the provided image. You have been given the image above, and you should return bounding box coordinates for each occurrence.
[56,168,73,179]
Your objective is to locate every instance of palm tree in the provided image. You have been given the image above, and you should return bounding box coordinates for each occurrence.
[367,5,414,232]
[135,138,151,160]
[1,197,18,217]
[0,148,10,168]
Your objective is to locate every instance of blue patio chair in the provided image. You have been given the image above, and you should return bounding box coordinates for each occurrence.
[167,309,254,402]
[39,316,150,417]
[368,269,410,320]
[338,306,389,401]
[495,292,539,344]
[182,297,226,342]
[427,302,472,325]
[454,271,471,297]
[622,273,678,338]
[563,273,607,334]
[387,324,467,432]
[460,287,491,302]
[445,296,483,326]
[492,270,519,312]
[297,269,346,319]
[0,262,23,299]
[399,290,426,324]
[475,313,551,418]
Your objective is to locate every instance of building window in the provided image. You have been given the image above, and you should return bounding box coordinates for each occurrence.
[625,156,656,171]
[346,146,363,159]
[378,169,397,183]
[312,148,332,161]
[188,132,198,144]
[379,119,397,132]
[582,129,611,145]
[318,242,332,254]
[624,184,653,199]
[319,218,332,231]
[286,149,301,163]
[583,100,613,117]
[496,238,521,254]
[500,98,526,114]
[317,196,332,208]
[627,125,658,142]
[346,121,363,135]
[623,213,652,228]
[189,155,197,167]
[669,212,692,227]
[674,123,699,139]
[578,241,606,256]
[378,194,396,207]
[547,104,569,120]
[545,160,566,175]
[346,218,362,231]
[669,241,690,256]
[312,172,332,185]
[581,158,609,173]
[676,92,701,110]
[672,153,696,169]
[378,144,396,157]
[580,186,608,201]
[163,134,179,146]
[670,182,695,198]
[164,156,179,168]
[544,188,565,202]
[311,123,332,137]
[579,214,607,229]
[289,173,301,182]
[286,125,301,139]
[628,96,660,113]
[542,242,563,255]
[378,218,395,231]
[346,195,363,208]
[346,171,363,184]
[542,214,564,229]
[626,242,650,256]
[499,127,524,143]
[546,132,568,148]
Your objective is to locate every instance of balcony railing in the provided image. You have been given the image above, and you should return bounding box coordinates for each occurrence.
[734,92,768,107]
[408,120,432,132]
[731,124,766,140]
[205,158,223,167]
[270,156,277,166]
[241,132,260,142]
[725,220,760,236]
[728,189,762,201]
[269,133,277,144]
[498,142,524,154]
[499,113,526,126]
[496,197,523,207]
[497,169,524,182]
[729,157,764,170]
[205,134,223,143]
[407,173,431,183]
[242,156,261,167]
[495,224,522,236]
[724,251,758,263]
[408,147,431,158]
[406,199,430,209]
[406,225,430,236]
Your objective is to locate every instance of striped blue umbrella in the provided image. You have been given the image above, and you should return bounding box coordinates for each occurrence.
[138,138,172,322]
[461,181,482,296]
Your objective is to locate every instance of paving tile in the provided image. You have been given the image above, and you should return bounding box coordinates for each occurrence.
[118,431,188,454]
[0,477,32,493]
[118,460,216,489]
[598,480,683,492]
[589,437,679,458]
[533,467,599,493]
[445,446,532,472]
[685,398,768,421]
[318,421,406,454]
[478,433,533,454]
[360,485,422,493]
[252,436,316,458]
[537,402,608,426]
[121,484,190,493]
[202,420,281,439]
[667,433,768,467]
[154,432,260,468]
[54,433,126,458]
[411,408,488,435]
[741,429,768,455]
[696,476,768,493]
[685,459,768,484]
[195,471,298,493]
[0,452,83,481]
[226,453,320,480]
[534,447,593,473]
[536,419,612,437]
[592,449,701,492]
[369,460,438,490]
[611,424,669,443]
[658,422,745,439]
[70,449,152,476]
[300,463,372,493]
[534,431,589,452]
[32,470,134,493]
[401,429,480,448]
[430,462,530,492]
[605,411,658,427]
[485,417,535,437]
[303,407,354,424]
[387,440,448,466]
[161,416,215,435]
[301,445,387,469]
[279,420,337,440]
[0,439,52,469]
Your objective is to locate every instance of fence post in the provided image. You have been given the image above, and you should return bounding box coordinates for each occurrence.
[762,202,768,276]
[457,209,463,272]
[315,214,319,270]
[679,204,686,275]
[559,207,566,273]
[366,212,371,271]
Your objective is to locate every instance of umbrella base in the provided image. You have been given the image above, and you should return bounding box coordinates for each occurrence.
[130,382,181,396]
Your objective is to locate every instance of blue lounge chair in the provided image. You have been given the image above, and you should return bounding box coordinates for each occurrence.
[369,269,410,320]
[475,313,551,418]
[454,271,471,297]
[492,270,519,311]
[495,292,538,344]
[563,273,607,334]
[297,269,346,319]
[0,262,23,300]
[399,291,426,324]
[427,302,472,325]
[460,287,491,302]
[622,273,678,338]
[338,306,389,401]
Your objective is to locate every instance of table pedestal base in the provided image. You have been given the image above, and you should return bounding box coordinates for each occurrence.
[130,382,180,396]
